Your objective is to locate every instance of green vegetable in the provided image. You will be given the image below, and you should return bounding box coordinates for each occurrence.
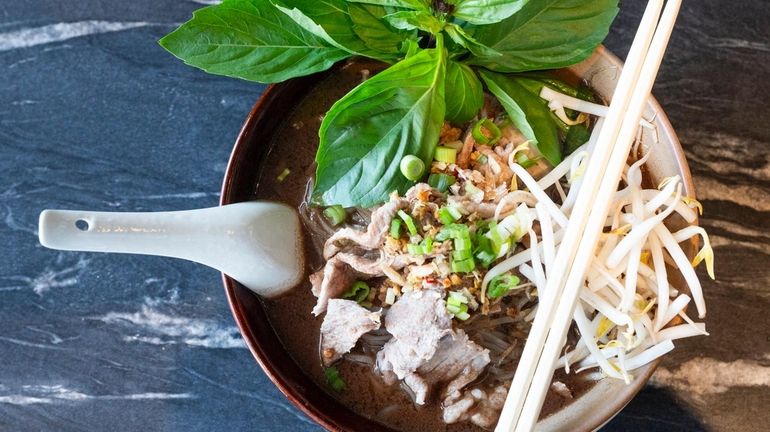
[422,236,434,253]
[159,0,350,83]
[324,366,346,391]
[348,3,415,55]
[444,60,484,123]
[384,10,444,33]
[390,218,402,238]
[273,0,396,62]
[437,206,458,225]
[452,257,475,273]
[515,152,540,169]
[444,23,502,59]
[407,243,425,255]
[434,146,457,164]
[487,273,521,298]
[323,205,347,225]
[451,0,528,25]
[471,118,502,145]
[480,70,562,165]
[400,155,426,181]
[342,280,371,303]
[398,210,418,235]
[428,173,456,193]
[469,0,620,72]
[347,0,430,11]
[566,123,591,154]
[161,0,619,208]
[276,168,291,182]
[313,45,446,207]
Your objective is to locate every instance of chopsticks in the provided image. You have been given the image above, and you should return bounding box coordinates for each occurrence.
[495,1,683,431]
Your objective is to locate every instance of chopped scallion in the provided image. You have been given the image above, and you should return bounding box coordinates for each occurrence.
[342,280,370,304]
[438,207,458,225]
[276,168,291,182]
[471,118,502,145]
[427,173,456,193]
[323,205,346,226]
[390,219,402,238]
[434,146,457,164]
[324,367,346,392]
[452,257,475,273]
[422,236,433,253]
[399,155,425,181]
[488,274,521,299]
[398,210,418,235]
[407,243,425,256]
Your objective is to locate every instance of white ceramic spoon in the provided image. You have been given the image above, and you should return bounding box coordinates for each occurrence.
[38,202,304,298]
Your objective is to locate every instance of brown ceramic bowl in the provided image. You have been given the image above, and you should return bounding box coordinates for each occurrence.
[219,46,695,431]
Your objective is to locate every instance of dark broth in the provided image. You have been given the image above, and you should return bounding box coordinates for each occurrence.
[254,60,596,431]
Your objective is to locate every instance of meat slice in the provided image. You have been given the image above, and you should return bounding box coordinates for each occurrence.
[323,195,405,259]
[310,258,360,316]
[443,385,508,428]
[376,287,491,405]
[320,299,381,366]
[403,330,490,405]
[376,289,453,383]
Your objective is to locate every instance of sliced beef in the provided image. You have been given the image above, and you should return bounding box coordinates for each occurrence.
[376,287,491,405]
[323,195,405,259]
[320,299,381,366]
[403,330,490,405]
[311,258,360,316]
[443,385,508,428]
[376,289,453,383]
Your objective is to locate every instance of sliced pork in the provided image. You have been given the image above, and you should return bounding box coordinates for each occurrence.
[320,299,381,366]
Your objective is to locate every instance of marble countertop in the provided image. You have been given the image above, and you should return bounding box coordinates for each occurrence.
[2,1,768,431]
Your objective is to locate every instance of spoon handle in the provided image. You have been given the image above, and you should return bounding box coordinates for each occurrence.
[38,203,303,297]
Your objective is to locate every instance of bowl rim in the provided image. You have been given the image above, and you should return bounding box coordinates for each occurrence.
[219,45,694,432]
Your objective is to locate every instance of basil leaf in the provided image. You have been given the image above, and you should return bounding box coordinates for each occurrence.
[349,3,414,55]
[452,0,529,25]
[159,0,349,83]
[444,23,501,59]
[273,0,397,61]
[314,47,447,207]
[445,60,483,123]
[469,0,619,72]
[346,0,430,11]
[479,70,561,165]
[384,10,443,33]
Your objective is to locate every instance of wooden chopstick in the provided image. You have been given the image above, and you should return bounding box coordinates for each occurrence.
[505,1,684,431]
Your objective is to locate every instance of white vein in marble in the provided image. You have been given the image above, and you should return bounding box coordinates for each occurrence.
[0,21,172,52]
[652,355,770,396]
[96,303,246,349]
[0,385,194,405]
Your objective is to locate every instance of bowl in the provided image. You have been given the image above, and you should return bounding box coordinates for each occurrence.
[219,46,695,431]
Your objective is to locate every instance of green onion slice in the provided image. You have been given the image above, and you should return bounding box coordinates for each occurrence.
[471,118,502,146]
[390,219,402,239]
[428,173,456,193]
[397,210,418,236]
[434,146,457,164]
[487,274,521,299]
[324,367,346,392]
[323,205,346,226]
[400,155,425,181]
[342,280,370,304]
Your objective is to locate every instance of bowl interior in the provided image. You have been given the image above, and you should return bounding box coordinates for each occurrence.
[220,48,694,432]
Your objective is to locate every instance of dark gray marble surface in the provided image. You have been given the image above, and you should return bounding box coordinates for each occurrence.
[1,1,767,431]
